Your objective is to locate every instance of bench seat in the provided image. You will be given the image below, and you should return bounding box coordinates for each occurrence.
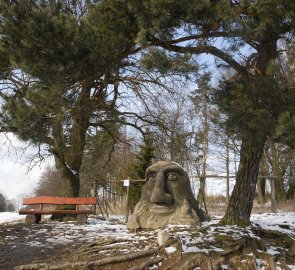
[19,196,97,224]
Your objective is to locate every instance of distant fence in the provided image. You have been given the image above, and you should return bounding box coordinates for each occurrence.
[82,175,295,218]
[190,175,295,215]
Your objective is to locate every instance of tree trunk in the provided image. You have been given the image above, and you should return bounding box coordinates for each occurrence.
[257,177,266,204]
[53,153,81,197]
[268,140,286,200]
[50,82,93,197]
[220,136,266,226]
[197,176,208,213]
[197,93,209,213]
[274,177,286,200]
[226,138,230,201]
[286,178,295,199]
[258,157,269,204]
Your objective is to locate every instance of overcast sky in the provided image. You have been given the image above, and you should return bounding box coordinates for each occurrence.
[0,134,49,201]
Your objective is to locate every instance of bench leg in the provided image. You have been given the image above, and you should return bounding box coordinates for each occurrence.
[25,214,41,224]
[77,214,88,224]
[35,214,41,223]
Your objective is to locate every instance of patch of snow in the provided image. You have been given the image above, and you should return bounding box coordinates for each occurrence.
[29,241,46,247]
[182,245,208,254]
[149,262,160,269]
[165,246,177,253]
[256,258,265,270]
[0,212,24,224]
[266,246,280,256]
[1,210,295,268]
[251,212,295,237]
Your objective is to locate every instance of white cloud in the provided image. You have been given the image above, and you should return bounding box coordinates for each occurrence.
[0,134,49,200]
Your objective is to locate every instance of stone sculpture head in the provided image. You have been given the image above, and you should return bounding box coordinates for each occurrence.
[127,161,209,229]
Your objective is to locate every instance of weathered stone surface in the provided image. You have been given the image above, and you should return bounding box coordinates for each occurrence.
[127,161,209,229]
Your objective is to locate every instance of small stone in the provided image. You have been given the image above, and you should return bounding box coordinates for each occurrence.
[158,231,170,246]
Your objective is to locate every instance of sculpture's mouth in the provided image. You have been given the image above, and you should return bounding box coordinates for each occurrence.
[150,204,175,214]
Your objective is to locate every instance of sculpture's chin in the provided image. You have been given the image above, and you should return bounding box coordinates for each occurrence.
[127,199,202,230]
[150,204,175,214]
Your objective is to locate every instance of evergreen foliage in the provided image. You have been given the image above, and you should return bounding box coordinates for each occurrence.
[0,0,139,196]
[214,69,294,144]
[0,193,6,212]
[129,0,295,225]
[0,0,294,224]
[0,193,15,212]
[0,0,137,84]
[134,132,155,179]
[140,48,197,76]
[130,132,155,210]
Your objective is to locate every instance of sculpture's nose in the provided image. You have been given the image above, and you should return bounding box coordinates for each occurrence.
[150,172,173,204]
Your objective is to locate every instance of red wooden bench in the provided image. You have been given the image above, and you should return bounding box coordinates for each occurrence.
[19,196,97,224]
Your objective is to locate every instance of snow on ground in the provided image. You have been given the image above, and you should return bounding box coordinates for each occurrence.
[1,211,295,269]
[251,212,295,235]
[0,212,25,224]
[0,211,294,244]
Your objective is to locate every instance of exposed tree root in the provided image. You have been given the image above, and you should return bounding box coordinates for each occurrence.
[253,225,295,257]
[81,238,130,251]
[220,243,244,256]
[14,248,160,269]
[128,256,165,270]
[14,239,178,270]
[13,226,295,270]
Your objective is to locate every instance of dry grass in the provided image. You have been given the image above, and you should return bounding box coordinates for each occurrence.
[205,195,295,217]
[99,196,295,218]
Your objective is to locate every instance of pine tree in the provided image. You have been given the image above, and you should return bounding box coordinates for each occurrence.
[0,193,7,212]
[129,0,295,225]
[130,131,155,209]
[0,0,138,196]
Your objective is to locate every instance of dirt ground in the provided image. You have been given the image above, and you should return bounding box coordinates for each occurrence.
[1,217,294,270]
[0,220,178,270]
[0,222,81,269]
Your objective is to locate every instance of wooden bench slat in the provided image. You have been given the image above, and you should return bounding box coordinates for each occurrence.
[19,196,97,224]
[23,196,96,205]
[19,209,96,215]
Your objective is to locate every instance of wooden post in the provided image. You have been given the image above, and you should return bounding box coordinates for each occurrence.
[270,178,277,212]
[92,182,97,213]
[124,179,130,223]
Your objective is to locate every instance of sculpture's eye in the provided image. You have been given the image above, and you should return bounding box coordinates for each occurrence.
[146,174,155,182]
[167,173,178,181]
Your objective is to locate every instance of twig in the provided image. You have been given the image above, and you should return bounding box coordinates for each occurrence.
[220,244,244,256]
[128,256,165,270]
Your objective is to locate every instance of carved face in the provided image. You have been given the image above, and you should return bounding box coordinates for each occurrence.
[127,161,208,229]
[141,161,192,215]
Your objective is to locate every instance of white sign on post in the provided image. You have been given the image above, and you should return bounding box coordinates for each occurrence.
[123,179,130,187]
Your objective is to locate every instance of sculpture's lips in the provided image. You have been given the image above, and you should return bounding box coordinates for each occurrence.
[150,204,175,214]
